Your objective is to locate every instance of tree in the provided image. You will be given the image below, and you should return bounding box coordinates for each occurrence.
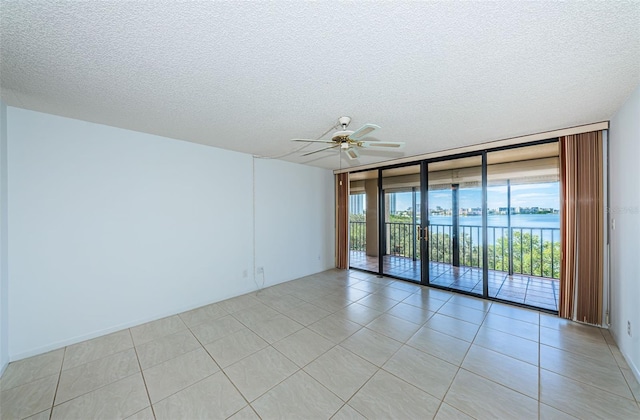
[349,217,560,279]
[349,213,366,251]
[487,231,560,278]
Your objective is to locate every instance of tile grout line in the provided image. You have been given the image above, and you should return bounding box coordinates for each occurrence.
[48,346,67,420]
[187,318,257,412]
[538,345,639,404]
[359,301,481,418]
[538,312,542,420]
[52,371,144,414]
[400,302,539,414]
[184,302,362,416]
[437,366,474,419]
[291,363,351,418]
[240,292,404,417]
[538,365,623,418]
[128,328,157,420]
[192,332,268,419]
[338,337,409,418]
[425,304,482,417]
[495,272,507,298]
[430,305,546,413]
[602,326,640,406]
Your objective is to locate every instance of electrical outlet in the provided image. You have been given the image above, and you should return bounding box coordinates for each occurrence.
[628,321,632,337]
[242,269,248,278]
[256,266,264,275]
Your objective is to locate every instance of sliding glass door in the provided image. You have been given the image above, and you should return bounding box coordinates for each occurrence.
[348,170,379,273]
[347,140,560,312]
[425,155,484,296]
[381,165,422,282]
[486,143,560,311]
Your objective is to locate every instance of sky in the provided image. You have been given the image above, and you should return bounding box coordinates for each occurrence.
[393,182,560,211]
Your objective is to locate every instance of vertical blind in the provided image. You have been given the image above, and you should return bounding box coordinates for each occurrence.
[336,173,349,269]
[559,131,604,324]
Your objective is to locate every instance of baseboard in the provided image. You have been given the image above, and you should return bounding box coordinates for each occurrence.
[9,285,260,362]
[610,328,640,384]
[6,268,334,363]
[625,351,640,385]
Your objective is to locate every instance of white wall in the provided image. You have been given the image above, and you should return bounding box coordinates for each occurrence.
[609,84,640,380]
[6,107,335,360]
[0,99,8,375]
[254,158,334,285]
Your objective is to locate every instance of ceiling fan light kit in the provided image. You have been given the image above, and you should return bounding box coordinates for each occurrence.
[292,116,405,160]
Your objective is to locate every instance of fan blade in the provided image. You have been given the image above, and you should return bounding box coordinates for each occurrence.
[359,141,405,149]
[292,139,334,144]
[301,144,340,157]
[345,147,360,160]
[348,124,380,140]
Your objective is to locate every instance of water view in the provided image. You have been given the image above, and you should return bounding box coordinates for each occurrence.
[429,214,559,228]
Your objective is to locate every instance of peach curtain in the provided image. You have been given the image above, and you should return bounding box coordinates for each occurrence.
[336,173,349,269]
[559,131,603,324]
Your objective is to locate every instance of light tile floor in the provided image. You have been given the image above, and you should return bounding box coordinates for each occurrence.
[1,269,638,419]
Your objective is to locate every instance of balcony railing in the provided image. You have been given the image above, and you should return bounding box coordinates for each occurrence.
[350,221,366,252]
[349,220,560,279]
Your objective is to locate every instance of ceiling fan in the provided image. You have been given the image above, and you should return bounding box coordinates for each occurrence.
[292,116,405,160]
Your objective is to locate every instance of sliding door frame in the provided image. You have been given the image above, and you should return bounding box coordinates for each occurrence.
[377,169,384,275]
[347,137,560,313]
[423,150,485,295]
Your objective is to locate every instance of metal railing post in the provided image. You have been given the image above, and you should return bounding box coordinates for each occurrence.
[508,180,514,275]
[452,184,460,267]
[412,187,417,261]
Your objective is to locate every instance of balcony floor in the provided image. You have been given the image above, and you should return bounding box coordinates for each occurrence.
[350,250,559,312]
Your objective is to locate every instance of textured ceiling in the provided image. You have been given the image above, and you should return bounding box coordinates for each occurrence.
[1,2,639,170]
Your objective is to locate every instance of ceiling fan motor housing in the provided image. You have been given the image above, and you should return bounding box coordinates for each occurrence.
[332,130,355,143]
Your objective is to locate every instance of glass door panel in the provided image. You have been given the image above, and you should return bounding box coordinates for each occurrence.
[486,142,560,311]
[348,142,561,313]
[381,165,422,282]
[427,156,483,295]
[348,170,379,273]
